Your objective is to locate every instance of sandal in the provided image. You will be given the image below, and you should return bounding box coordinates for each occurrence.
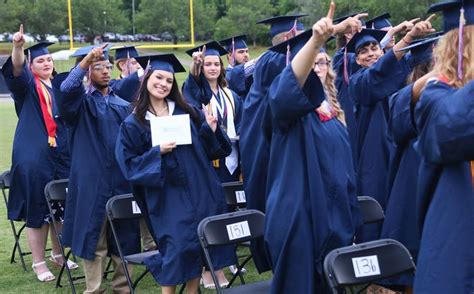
[49,253,79,270]
[200,277,216,289]
[32,261,55,282]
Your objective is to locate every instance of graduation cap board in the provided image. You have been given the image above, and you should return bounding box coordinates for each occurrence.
[135,54,185,74]
[219,35,248,52]
[112,45,139,60]
[70,44,113,59]
[24,42,54,61]
[365,13,392,29]
[185,41,228,57]
[427,0,474,31]
[346,29,387,53]
[396,35,441,62]
[268,29,327,64]
[334,12,367,26]
[257,14,307,38]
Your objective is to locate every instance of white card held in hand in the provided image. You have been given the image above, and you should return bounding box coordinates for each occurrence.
[150,114,192,146]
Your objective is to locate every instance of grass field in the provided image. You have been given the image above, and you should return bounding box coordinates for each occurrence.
[0,46,272,293]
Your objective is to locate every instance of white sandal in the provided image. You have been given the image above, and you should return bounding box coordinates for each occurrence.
[49,253,79,270]
[32,261,56,282]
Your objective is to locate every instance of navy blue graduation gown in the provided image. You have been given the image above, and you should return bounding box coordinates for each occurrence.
[349,50,412,242]
[380,84,420,287]
[226,64,253,98]
[109,71,141,102]
[1,59,70,228]
[115,105,236,285]
[183,74,243,183]
[333,48,358,167]
[239,51,286,273]
[57,73,140,260]
[265,65,359,293]
[413,79,474,293]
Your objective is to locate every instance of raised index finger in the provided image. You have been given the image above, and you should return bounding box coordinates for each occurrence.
[425,14,436,23]
[201,45,206,56]
[327,1,336,20]
[19,24,24,35]
[409,17,421,24]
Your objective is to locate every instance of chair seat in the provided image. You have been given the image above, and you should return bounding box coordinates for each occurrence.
[222,279,272,294]
[124,250,159,265]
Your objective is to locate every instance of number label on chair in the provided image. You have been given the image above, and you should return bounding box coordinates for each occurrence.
[132,201,142,214]
[352,255,381,278]
[226,221,251,240]
[235,190,246,203]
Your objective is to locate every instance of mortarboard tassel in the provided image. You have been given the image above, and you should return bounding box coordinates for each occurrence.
[231,37,236,67]
[458,7,465,80]
[87,65,93,94]
[126,50,131,77]
[343,48,349,84]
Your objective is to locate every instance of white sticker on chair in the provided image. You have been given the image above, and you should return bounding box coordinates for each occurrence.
[226,221,251,240]
[132,201,142,214]
[235,190,246,203]
[352,255,381,278]
[65,187,68,193]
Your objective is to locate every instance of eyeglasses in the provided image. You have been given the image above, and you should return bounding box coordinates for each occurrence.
[92,64,113,71]
[314,61,330,68]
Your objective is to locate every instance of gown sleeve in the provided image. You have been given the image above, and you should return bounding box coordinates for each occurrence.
[415,79,474,164]
[350,50,412,107]
[58,65,87,126]
[388,84,417,146]
[1,58,34,106]
[196,105,232,160]
[109,72,141,102]
[182,73,213,108]
[226,64,247,96]
[268,64,325,125]
[232,90,243,135]
[115,118,164,188]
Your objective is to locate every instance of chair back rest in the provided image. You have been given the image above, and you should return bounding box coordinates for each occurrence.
[106,194,143,221]
[324,239,415,289]
[222,181,247,210]
[44,179,69,201]
[0,170,11,189]
[198,209,265,247]
[357,196,385,224]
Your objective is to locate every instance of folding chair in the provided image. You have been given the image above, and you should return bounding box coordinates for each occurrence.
[198,209,272,293]
[323,239,416,294]
[1,170,29,271]
[357,196,385,224]
[106,193,159,293]
[222,181,247,211]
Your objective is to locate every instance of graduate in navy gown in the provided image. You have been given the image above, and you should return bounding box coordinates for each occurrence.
[219,35,258,98]
[115,54,235,293]
[348,20,435,242]
[413,1,474,292]
[184,41,243,184]
[58,45,140,293]
[0,25,79,282]
[380,36,439,292]
[109,45,143,102]
[264,5,362,292]
[239,14,306,273]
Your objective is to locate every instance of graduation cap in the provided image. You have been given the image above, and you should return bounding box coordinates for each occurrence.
[427,0,474,31]
[334,12,367,26]
[112,45,139,60]
[397,35,441,63]
[365,13,392,29]
[24,42,54,61]
[70,44,113,59]
[257,14,307,38]
[185,41,227,57]
[346,29,387,53]
[135,54,185,73]
[268,29,327,64]
[219,35,248,52]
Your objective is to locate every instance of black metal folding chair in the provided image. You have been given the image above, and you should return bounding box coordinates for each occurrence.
[106,193,159,293]
[357,196,385,224]
[324,239,416,294]
[1,170,29,271]
[222,181,247,211]
[198,209,272,294]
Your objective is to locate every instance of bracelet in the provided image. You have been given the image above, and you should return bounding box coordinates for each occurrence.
[402,36,412,44]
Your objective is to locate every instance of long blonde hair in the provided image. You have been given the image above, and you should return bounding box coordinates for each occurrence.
[320,52,346,125]
[433,25,474,88]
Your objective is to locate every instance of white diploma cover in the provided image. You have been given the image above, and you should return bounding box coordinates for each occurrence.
[150,114,192,146]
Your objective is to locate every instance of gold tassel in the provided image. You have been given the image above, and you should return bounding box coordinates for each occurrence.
[48,136,57,147]
[213,159,220,168]
[470,161,474,187]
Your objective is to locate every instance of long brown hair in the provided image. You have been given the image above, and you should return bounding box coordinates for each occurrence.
[319,52,346,125]
[134,70,199,126]
[432,26,474,88]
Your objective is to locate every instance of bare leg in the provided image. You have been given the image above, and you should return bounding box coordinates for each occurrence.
[162,285,177,294]
[49,222,63,257]
[27,224,52,275]
[185,278,200,294]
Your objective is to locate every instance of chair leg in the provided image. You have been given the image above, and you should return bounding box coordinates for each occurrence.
[132,268,149,289]
[9,220,28,271]
[178,283,185,294]
[102,258,114,280]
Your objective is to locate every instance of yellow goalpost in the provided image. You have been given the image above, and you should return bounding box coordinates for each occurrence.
[66,0,196,50]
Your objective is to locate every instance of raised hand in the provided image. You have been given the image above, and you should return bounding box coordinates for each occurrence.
[407,14,436,39]
[312,1,336,47]
[12,24,25,48]
[190,45,206,76]
[392,18,421,36]
[159,141,177,154]
[202,104,218,133]
[80,43,108,69]
[333,12,367,35]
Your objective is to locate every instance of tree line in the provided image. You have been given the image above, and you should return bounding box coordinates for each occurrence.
[0,0,441,46]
